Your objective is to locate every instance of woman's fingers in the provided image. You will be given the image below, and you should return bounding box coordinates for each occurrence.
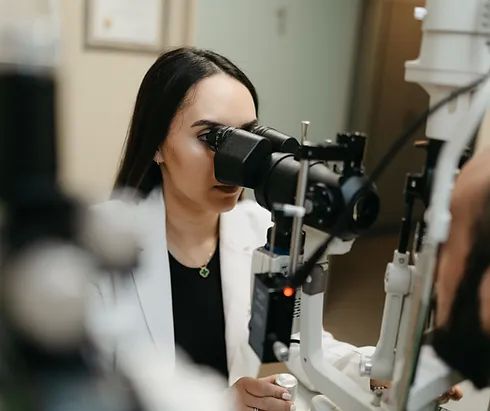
[447,385,464,401]
[242,390,295,411]
[438,384,463,404]
[243,376,291,399]
[232,376,295,411]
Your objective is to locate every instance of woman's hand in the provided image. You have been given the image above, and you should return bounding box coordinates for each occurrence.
[437,384,464,404]
[231,375,295,411]
[370,380,463,404]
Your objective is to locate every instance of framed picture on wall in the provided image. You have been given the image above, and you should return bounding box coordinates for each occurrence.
[85,0,168,52]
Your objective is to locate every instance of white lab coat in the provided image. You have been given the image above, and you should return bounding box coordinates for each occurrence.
[87,187,373,391]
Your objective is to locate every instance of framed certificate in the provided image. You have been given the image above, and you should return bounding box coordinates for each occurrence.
[85,0,167,53]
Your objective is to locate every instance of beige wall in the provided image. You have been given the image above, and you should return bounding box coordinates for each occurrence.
[57,0,361,202]
[57,0,194,201]
[194,0,362,143]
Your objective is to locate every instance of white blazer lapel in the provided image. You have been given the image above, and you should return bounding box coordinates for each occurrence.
[131,188,175,364]
[128,192,271,384]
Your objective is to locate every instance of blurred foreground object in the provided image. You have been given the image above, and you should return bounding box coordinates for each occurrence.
[0,2,228,411]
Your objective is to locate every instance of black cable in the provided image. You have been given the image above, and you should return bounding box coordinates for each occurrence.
[291,71,490,288]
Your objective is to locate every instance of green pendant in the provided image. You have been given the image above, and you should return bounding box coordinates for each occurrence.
[199,266,210,278]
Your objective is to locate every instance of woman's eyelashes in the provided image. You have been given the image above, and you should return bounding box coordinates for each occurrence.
[197,129,217,152]
[196,124,257,150]
[197,129,211,143]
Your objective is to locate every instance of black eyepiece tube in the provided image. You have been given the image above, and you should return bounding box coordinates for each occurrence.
[250,125,300,154]
[208,126,379,239]
[203,126,272,188]
[254,153,379,240]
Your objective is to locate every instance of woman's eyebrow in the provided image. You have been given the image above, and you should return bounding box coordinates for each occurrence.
[191,119,258,129]
[191,119,223,128]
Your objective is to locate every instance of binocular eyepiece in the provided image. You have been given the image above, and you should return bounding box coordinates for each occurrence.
[200,125,380,240]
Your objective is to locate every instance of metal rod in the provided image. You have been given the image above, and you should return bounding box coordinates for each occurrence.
[288,121,310,275]
[268,207,279,276]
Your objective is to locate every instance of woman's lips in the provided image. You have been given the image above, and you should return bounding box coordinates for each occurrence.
[214,185,240,194]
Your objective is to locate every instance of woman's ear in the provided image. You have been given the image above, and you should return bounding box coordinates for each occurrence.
[154,149,164,165]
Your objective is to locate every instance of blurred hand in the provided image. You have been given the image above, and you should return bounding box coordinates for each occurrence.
[370,380,463,404]
[437,384,464,404]
[231,375,295,411]
[435,147,490,328]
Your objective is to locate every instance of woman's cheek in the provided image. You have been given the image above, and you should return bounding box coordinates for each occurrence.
[185,141,216,182]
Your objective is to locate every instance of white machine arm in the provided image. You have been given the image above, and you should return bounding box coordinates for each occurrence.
[362,251,412,382]
[300,264,377,411]
[300,1,490,410]
[392,2,490,408]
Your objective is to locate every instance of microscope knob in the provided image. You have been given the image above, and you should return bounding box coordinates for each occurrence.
[360,355,373,377]
[275,373,298,401]
[273,341,290,362]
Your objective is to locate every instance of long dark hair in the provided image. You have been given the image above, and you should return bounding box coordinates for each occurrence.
[114,47,259,196]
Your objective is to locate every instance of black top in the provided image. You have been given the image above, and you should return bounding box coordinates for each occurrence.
[168,245,229,379]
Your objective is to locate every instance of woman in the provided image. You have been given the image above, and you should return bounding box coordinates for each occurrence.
[92,47,460,410]
[99,47,298,411]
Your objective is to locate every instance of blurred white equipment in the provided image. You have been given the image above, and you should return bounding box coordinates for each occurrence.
[297,1,490,410]
[0,2,230,411]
